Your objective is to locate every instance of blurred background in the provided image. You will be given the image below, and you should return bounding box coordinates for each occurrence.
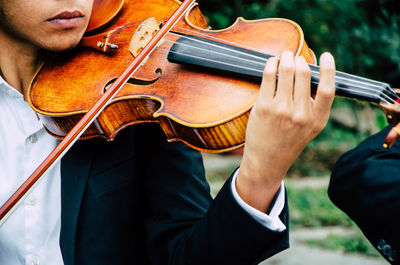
[197,0,400,264]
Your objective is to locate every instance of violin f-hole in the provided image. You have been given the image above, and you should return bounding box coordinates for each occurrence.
[103,72,162,93]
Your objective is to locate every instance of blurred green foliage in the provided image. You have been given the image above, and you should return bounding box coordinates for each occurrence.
[306,234,381,257]
[286,185,352,227]
[287,183,379,257]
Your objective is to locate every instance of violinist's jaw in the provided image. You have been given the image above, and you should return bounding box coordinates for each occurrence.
[0,0,93,52]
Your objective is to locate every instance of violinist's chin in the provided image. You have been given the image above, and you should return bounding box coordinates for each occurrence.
[43,16,88,52]
[42,8,90,51]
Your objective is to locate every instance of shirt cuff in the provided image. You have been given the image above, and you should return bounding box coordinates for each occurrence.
[231,170,286,232]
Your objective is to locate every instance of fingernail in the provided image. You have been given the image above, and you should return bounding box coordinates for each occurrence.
[321,52,334,63]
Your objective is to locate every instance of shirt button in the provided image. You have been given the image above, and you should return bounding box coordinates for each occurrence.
[28,134,38,143]
[382,244,392,256]
[377,239,386,250]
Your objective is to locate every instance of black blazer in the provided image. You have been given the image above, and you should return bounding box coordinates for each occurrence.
[329,126,400,264]
[59,123,289,265]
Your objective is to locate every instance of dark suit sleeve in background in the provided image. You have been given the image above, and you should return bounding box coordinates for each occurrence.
[329,126,400,264]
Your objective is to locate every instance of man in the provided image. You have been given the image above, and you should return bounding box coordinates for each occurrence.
[329,126,400,264]
[0,0,336,264]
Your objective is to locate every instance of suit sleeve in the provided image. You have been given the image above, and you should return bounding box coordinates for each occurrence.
[138,125,289,265]
[328,126,400,264]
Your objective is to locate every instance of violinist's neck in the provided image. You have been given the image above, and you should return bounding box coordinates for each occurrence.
[0,28,42,98]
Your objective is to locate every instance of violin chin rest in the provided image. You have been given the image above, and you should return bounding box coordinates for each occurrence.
[86,0,125,32]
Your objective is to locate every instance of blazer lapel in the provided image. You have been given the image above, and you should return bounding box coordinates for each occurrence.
[59,142,94,265]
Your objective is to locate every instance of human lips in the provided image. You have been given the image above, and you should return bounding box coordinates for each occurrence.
[47,10,84,29]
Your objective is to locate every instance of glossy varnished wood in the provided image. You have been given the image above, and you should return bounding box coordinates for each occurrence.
[28,0,315,152]
[87,0,125,31]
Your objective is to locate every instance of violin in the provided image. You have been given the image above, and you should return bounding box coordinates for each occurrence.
[2,0,400,224]
[29,0,317,153]
[28,0,400,151]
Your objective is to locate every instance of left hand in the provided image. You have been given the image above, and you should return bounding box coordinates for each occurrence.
[236,51,336,212]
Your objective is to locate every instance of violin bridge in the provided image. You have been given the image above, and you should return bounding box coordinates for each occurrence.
[129,17,160,64]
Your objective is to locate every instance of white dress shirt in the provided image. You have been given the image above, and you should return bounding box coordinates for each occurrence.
[0,76,285,265]
[232,173,286,231]
[0,78,63,265]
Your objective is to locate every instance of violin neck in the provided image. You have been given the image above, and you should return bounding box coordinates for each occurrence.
[168,34,399,105]
[309,64,398,105]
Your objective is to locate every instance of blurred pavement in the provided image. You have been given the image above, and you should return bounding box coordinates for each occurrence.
[259,228,387,265]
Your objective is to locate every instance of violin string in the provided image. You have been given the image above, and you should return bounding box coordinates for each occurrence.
[115,20,399,97]
[168,25,399,99]
[111,36,398,104]
[160,33,396,101]
[113,27,272,62]
[114,23,393,90]
[158,37,400,105]
[116,19,272,55]
[164,49,396,105]
[111,35,398,105]
[109,22,399,105]
[167,25,400,102]
[160,35,393,92]
[111,21,393,88]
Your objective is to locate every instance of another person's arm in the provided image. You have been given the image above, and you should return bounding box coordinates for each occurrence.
[329,126,400,264]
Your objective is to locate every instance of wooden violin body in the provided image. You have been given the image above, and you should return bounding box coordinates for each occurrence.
[28,0,316,152]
